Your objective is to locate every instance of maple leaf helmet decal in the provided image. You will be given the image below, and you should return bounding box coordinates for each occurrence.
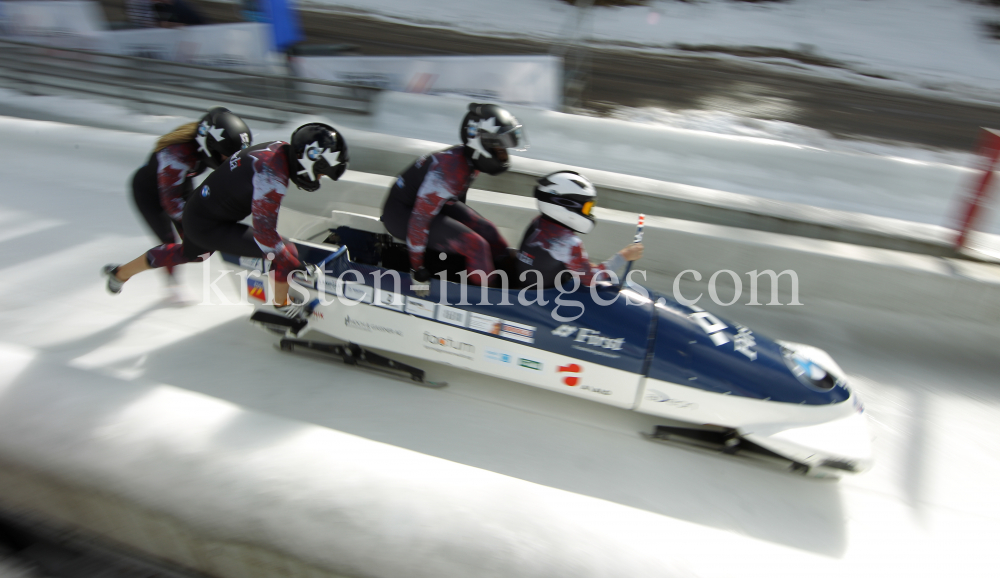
[460,103,528,175]
[195,107,252,169]
[535,170,598,234]
[289,122,349,192]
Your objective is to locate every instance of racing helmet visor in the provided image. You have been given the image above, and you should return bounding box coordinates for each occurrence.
[480,124,529,152]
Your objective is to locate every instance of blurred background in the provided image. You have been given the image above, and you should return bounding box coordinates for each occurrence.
[2,1,1000,577]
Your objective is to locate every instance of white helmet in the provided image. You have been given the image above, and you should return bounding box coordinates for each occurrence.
[535,171,597,234]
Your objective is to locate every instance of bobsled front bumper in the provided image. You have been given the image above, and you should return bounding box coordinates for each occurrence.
[742,405,874,475]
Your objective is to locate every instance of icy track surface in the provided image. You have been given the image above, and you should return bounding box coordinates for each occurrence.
[0,116,999,576]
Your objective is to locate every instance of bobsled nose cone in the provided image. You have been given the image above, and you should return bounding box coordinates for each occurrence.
[743,409,874,475]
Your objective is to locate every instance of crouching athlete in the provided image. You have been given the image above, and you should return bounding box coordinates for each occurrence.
[381,103,527,286]
[516,171,643,288]
[103,123,349,322]
[130,107,251,294]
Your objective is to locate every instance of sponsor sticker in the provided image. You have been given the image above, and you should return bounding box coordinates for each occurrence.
[423,331,475,360]
[344,315,403,337]
[405,297,436,318]
[484,348,514,364]
[239,256,263,271]
[436,304,468,327]
[246,277,265,302]
[374,289,405,312]
[557,363,582,386]
[339,281,373,304]
[518,358,542,371]
[500,321,535,344]
[468,313,502,335]
[551,324,623,351]
[557,362,612,394]
[644,389,696,409]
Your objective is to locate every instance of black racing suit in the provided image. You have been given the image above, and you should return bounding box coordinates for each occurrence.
[130,141,204,272]
[144,141,301,282]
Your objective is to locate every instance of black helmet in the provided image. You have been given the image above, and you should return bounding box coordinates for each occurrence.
[288,123,349,192]
[460,103,528,176]
[195,107,252,169]
[535,170,597,234]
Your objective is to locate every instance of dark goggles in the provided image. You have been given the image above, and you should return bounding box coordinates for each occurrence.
[480,124,528,151]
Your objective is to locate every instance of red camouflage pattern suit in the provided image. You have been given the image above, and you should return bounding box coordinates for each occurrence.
[517,216,623,287]
[145,141,300,282]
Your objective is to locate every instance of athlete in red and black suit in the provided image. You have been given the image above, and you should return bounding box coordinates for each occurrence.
[104,123,349,321]
[130,107,251,284]
[381,103,528,287]
[517,171,643,288]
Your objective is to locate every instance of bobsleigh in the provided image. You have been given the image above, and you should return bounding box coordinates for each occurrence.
[225,211,872,477]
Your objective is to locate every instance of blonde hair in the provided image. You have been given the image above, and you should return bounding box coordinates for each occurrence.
[155,122,199,153]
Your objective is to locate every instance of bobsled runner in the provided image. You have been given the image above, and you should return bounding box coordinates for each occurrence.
[224,211,872,477]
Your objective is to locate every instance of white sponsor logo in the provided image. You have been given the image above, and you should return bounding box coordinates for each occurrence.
[551,325,624,351]
[468,312,502,334]
[374,289,405,312]
[238,256,263,271]
[338,281,373,304]
[733,325,757,360]
[688,305,730,346]
[405,297,436,318]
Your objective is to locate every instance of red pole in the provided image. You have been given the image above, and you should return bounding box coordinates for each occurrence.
[955,128,1000,249]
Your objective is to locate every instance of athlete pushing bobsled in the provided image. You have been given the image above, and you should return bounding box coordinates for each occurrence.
[104,122,349,323]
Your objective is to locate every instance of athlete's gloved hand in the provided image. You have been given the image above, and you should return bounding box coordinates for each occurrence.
[410,267,431,298]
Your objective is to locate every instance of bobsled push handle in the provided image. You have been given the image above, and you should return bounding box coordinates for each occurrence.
[317,245,349,272]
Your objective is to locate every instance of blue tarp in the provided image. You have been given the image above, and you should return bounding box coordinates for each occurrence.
[260,0,304,51]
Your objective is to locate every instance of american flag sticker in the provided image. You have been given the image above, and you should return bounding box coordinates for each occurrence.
[500,321,535,343]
